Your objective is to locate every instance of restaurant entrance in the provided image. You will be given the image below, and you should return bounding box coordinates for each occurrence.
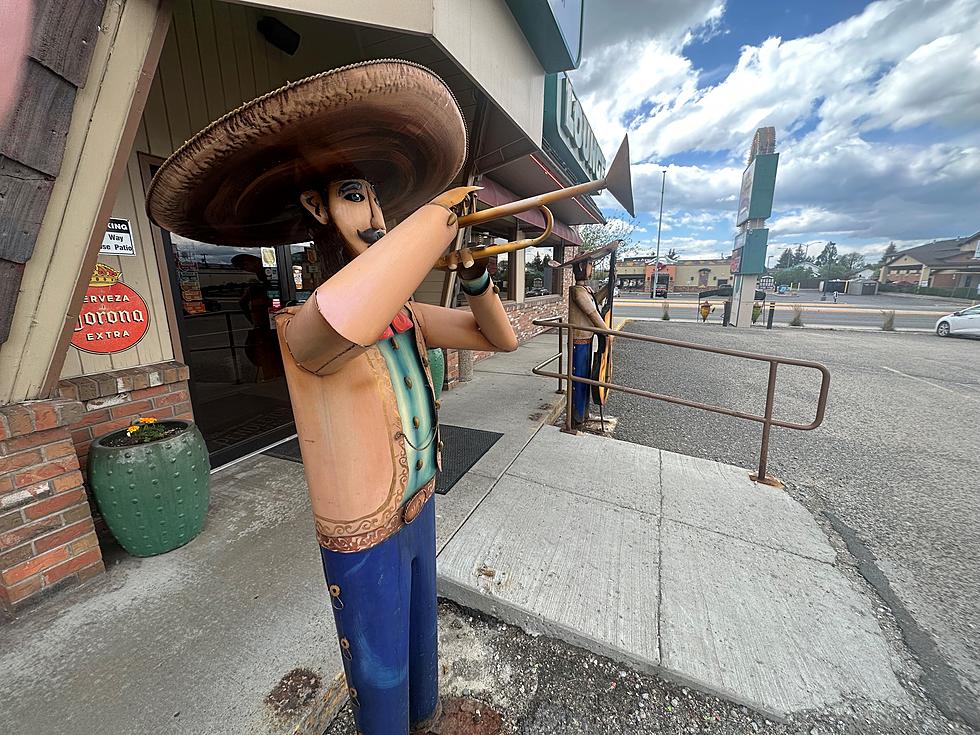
[154,159,327,465]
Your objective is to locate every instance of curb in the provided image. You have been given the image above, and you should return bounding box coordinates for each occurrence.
[619,316,933,334]
[436,560,787,723]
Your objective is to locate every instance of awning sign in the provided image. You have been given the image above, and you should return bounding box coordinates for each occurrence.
[100,218,136,256]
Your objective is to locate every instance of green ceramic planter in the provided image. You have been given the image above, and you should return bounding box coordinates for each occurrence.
[88,420,211,557]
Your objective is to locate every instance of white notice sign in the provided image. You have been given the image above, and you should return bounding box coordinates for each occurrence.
[100,218,136,256]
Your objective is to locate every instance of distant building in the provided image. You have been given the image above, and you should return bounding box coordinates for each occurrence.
[617,256,675,291]
[672,258,732,293]
[879,232,980,292]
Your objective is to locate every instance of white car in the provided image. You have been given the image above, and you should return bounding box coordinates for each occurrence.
[935,304,980,337]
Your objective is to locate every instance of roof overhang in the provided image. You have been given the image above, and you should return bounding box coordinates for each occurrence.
[480,150,604,226]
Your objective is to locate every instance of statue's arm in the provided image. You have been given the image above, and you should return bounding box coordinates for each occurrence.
[414,272,518,353]
[280,188,477,374]
[572,288,609,331]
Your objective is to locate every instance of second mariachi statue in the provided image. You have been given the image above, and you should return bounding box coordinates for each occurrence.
[146,61,519,734]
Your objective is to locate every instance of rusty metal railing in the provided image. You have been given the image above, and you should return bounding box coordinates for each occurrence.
[531,318,831,486]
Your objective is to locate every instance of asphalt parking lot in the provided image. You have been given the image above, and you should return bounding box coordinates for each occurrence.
[608,322,980,731]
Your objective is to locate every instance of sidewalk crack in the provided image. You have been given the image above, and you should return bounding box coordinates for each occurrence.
[666,516,835,566]
[437,425,546,556]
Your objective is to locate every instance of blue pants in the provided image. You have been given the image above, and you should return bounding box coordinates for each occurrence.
[319,499,439,734]
[572,342,592,424]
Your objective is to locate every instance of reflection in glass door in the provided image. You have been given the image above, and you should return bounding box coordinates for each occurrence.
[163,233,296,466]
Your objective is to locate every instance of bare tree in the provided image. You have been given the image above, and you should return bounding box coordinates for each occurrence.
[577,211,638,254]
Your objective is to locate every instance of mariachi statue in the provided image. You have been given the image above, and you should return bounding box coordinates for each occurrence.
[552,240,621,428]
[146,61,520,734]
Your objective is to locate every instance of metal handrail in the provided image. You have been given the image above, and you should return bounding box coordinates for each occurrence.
[531,317,831,485]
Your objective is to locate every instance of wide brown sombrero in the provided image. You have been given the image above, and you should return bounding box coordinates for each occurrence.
[146,60,467,246]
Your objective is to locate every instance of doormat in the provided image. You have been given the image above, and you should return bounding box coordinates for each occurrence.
[435,425,502,495]
[263,425,502,496]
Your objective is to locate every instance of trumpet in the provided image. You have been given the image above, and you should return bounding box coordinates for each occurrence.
[435,135,634,271]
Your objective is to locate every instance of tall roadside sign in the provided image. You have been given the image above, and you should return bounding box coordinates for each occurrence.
[731,127,779,327]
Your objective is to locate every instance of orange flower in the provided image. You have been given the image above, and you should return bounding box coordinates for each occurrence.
[127,425,139,434]
[138,417,158,424]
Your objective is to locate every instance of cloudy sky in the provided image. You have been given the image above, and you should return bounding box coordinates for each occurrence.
[569,0,980,262]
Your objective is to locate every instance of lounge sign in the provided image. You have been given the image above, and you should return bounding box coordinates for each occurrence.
[71,263,149,354]
[543,73,606,184]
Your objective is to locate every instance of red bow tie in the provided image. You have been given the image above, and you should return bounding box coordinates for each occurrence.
[378,311,413,341]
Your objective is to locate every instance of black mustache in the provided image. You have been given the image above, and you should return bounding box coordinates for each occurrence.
[358,228,386,244]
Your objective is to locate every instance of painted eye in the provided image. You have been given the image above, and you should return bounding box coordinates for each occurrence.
[345,192,365,202]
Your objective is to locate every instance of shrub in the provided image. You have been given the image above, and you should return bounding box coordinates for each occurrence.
[881,310,896,331]
[789,303,805,327]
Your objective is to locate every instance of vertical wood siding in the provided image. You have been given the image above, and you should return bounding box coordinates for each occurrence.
[61,0,461,379]
[62,0,290,379]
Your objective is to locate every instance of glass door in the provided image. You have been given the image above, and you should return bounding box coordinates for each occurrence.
[161,232,297,466]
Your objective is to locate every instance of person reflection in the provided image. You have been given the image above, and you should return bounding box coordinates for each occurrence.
[231,253,284,381]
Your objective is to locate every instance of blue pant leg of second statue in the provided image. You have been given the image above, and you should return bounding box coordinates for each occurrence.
[320,535,412,734]
[572,342,591,423]
[407,500,439,727]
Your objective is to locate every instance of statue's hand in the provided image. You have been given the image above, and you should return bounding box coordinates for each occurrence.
[457,250,489,281]
[443,246,488,279]
[428,186,482,227]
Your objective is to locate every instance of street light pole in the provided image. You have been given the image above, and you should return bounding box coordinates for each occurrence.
[654,170,666,294]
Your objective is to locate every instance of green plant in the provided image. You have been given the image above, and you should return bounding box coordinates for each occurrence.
[661,303,670,320]
[123,417,167,444]
[789,303,805,327]
[881,310,896,331]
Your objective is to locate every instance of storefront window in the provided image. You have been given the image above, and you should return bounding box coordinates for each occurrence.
[525,246,558,297]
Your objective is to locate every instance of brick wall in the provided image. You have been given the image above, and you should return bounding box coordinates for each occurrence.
[0,361,194,615]
[56,362,193,481]
[443,296,564,389]
[0,399,103,614]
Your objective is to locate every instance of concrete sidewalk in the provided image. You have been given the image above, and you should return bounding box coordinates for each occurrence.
[0,332,910,731]
[437,425,907,720]
[0,335,565,735]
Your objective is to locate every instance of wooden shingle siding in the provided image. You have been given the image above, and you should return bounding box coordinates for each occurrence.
[0,157,55,264]
[0,1,108,346]
[28,0,106,87]
[0,61,77,178]
[0,261,27,344]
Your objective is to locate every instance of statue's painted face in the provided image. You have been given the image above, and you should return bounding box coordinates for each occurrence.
[300,179,387,258]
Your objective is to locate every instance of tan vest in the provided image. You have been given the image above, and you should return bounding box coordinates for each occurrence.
[274,301,440,553]
[568,284,602,342]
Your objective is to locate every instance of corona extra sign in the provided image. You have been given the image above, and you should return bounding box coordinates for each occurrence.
[71,263,150,354]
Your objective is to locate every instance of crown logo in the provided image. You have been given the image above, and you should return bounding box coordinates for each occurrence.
[89,263,122,287]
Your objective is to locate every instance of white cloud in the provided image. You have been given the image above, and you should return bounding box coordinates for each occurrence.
[574,0,980,249]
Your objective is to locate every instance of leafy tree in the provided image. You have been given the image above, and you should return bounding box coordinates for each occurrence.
[814,241,838,266]
[880,241,897,264]
[773,265,814,286]
[793,244,808,265]
[838,252,866,276]
[578,212,638,254]
[776,248,794,269]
